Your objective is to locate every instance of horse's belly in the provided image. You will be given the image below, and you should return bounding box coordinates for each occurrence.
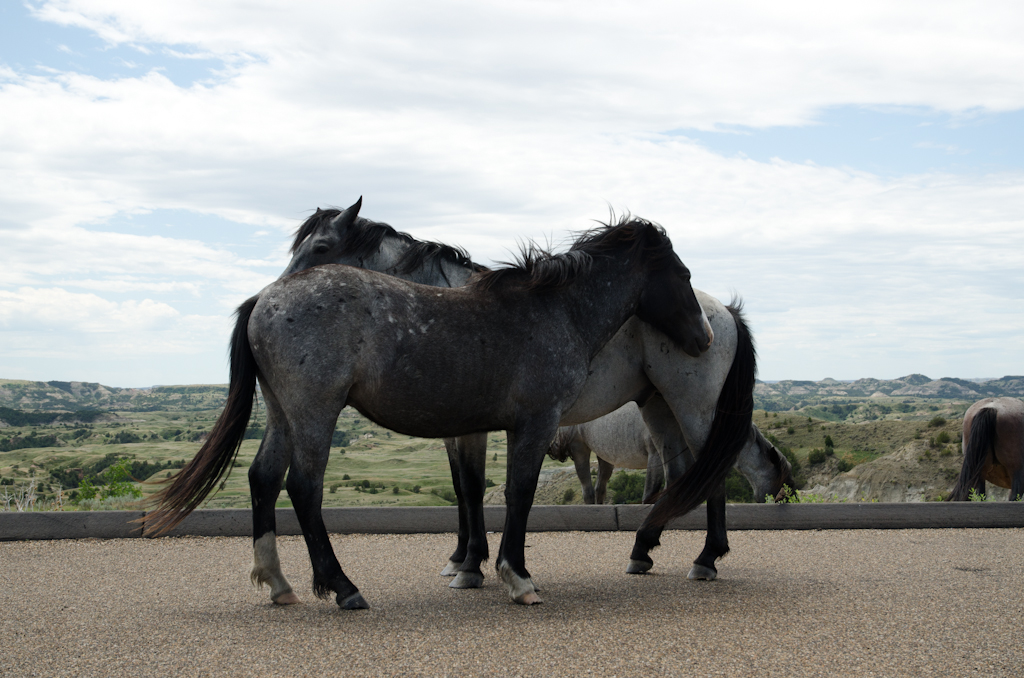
[349,381,511,439]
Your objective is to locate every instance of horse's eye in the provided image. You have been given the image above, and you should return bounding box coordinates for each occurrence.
[314,243,330,254]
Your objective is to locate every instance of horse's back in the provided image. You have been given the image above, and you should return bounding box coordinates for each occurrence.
[579,402,651,470]
[248,264,589,439]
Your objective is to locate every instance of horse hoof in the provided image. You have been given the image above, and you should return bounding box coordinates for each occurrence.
[338,592,370,610]
[449,571,484,589]
[626,559,653,574]
[272,591,301,605]
[440,560,461,577]
[515,591,543,605]
[688,564,718,581]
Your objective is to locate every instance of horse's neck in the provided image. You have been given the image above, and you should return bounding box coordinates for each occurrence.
[557,258,647,359]
[439,258,476,287]
[366,236,474,288]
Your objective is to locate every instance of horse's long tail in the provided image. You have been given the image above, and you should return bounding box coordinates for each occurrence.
[143,296,261,534]
[643,302,756,528]
[948,406,997,501]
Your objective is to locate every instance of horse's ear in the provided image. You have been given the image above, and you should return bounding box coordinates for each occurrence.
[315,207,322,214]
[333,197,362,230]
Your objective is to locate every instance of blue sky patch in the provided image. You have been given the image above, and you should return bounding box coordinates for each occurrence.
[670,106,1024,176]
[0,3,227,87]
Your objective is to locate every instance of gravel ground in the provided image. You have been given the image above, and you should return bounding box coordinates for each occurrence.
[2,529,1023,677]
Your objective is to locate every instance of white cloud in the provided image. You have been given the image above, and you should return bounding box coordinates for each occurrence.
[0,1,1022,383]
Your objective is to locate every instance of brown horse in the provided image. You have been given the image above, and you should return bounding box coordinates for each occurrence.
[949,397,1024,501]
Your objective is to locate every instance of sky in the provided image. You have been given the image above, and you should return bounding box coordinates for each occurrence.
[0,0,1022,387]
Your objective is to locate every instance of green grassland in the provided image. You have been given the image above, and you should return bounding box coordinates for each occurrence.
[0,386,980,510]
[0,405,583,510]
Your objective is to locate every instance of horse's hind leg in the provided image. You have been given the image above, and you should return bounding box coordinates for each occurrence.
[287,406,367,609]
[447,433,490,589]
[1011,467,1024,502]
[595,456,614,505]
[570,443,597,504]
[688,483,728,580]
[249,392,299,605]
[628,397,694,574]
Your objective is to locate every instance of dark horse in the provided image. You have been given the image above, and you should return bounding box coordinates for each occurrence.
[949,397,1024,501]
[271,201,756,586]
[145,209,714,607]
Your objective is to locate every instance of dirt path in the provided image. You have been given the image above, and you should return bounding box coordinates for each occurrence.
[2,529,1022,677]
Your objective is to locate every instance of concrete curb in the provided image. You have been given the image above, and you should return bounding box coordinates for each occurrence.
[2,503,1024,541]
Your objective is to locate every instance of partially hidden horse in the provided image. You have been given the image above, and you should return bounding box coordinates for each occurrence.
[949,397,1024,501]
[272,200,756,586]
[549,402,793,505]
[145,202,716,607]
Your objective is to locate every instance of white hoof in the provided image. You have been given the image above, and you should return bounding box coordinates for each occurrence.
[497,560,544,605]
[688,564,718,581]
[440,559,461,577]
[449,571,484,589]
[626,559,653,574]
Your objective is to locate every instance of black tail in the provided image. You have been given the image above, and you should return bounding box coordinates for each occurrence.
[948,406,997,501]
[644,302,756,528]
[143,296,261,534]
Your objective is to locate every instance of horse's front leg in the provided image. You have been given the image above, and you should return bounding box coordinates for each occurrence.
[446,433,490,589]
[287,414,367,610]
[249,396,299,605]
[641,444,665,504]
[441,436,468,576]
[496,417,558,605]
[689,483,729,580]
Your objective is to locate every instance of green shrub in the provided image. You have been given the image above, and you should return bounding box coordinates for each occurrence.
[786,427,795,435]
[561,488,576,504]
[823,435,834,449]
[392,486,400,494]
[808,449,827,465]
[724,468,753,503]
[928,416,946,427]
[412,485,421,493]
[836,459,853,472]
[342,474,350,480]
[329,484,338,494]
[485,478,495,487]
[608,471,645,504]
[936,431,951,444]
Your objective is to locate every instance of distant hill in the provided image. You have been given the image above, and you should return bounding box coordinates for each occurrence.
[0,379,230,413]
[0,374,1020,417]
[755,374,1024,411]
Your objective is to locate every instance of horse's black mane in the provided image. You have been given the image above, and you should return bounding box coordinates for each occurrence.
[473,215,677,292]
[291,208,480,274]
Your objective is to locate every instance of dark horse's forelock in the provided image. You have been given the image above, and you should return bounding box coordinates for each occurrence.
[291,208,479,272]
[473,215,676,292]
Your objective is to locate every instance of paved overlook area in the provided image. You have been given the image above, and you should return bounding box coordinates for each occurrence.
[2,530,1023,677]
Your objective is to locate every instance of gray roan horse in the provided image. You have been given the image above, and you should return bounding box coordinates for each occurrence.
[549,402,793,505]
[266,201,756,586]
[145,201,717,607]
[949,397,1024,501]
